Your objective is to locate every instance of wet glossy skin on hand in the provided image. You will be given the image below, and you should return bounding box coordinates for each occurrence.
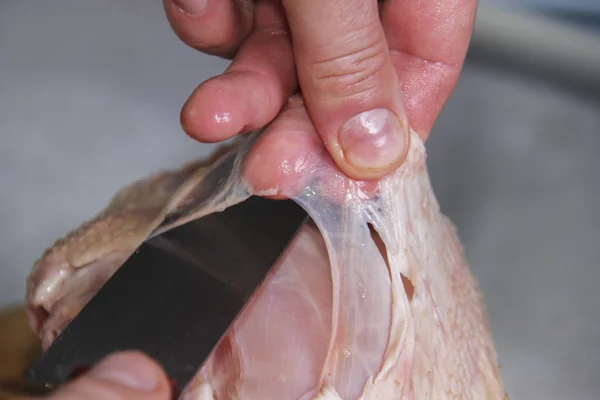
[164,0,478,181]
[244,95,381,201]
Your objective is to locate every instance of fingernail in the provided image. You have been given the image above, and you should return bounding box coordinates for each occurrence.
[174,0,208,15]
[338,108,407,171]
[88,352,160,392]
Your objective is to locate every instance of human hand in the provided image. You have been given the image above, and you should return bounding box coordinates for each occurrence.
[163,0,477,184]
[23,352,173,400]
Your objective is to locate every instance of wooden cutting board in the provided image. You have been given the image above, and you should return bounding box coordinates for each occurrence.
[0,305,42,399]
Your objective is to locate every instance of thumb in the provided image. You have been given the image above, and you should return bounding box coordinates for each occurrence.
[44,351,173,400]
[283,0,409,180]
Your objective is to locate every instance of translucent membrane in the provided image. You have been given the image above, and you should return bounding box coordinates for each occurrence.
[162,130,506,399]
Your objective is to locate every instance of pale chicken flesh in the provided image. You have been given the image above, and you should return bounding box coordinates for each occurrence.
[26,129,507,399]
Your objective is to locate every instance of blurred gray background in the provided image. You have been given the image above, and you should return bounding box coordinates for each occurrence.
[1,1,599,399]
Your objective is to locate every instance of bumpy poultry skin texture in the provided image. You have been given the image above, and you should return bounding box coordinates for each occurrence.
[25,158,211,349]
[26,131,507,399]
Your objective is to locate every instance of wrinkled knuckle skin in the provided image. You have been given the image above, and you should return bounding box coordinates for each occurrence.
[310,26,388,100]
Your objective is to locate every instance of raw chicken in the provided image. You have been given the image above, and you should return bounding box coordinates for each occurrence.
[26,128,507,399]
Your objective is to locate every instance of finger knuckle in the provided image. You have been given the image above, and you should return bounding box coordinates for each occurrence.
[180,28,241,57]
[165,9,245,58]
[310,25,388,99]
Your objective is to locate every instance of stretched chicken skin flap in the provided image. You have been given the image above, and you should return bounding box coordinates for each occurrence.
[26,129,507,399]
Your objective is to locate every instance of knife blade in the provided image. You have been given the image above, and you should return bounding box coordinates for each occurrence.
[25,195,308,391]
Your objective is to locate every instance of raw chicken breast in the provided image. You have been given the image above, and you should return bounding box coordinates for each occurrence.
[26,128,507,399]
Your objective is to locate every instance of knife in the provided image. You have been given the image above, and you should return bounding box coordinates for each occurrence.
[24,195,308,392]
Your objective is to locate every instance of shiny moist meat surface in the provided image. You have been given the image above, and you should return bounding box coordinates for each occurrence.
[26,131,507,399]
